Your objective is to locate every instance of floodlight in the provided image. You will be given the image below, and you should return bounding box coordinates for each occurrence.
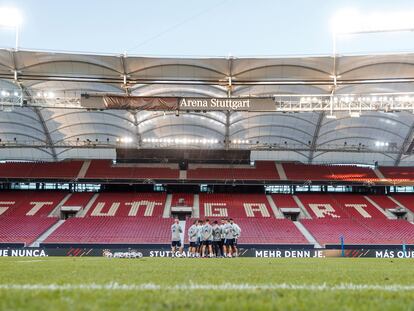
[332,9,414,35]
[0,8,22,27]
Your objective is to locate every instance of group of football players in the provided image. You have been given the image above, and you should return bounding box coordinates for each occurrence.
[170,218,241,258]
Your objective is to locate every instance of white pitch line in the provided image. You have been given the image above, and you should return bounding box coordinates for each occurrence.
[0,283,413,292]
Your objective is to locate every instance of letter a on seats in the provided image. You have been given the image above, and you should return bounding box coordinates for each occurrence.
[244,203,270,217]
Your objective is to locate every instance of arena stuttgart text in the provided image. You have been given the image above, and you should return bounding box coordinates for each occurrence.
[180,98,250,110]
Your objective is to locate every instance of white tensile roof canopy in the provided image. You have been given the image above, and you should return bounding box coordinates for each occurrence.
[0,48,414,166]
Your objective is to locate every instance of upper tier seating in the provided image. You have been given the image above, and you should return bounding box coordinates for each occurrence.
[0,161,83,179]
[84,192,167,217]
[2,161,414,184]
[301,219,414,245]
[198,193,274,218]
[378,166,414,181]
[282,163,378,182]
[187,161,279,180]
[84,160,179,180]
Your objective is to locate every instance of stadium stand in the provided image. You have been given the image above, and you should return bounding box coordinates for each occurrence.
[282,163,379,182]
[187,161,280,180]
[44,217,172,244]
[378,166,414,182]
[43,192,168,244]
[0,161,83,179]
[228,218,309,245]
[2,161,414,184]
[0,190,413,246]
[389,195,414,213]
[365,195,402,210]
[0,216,58,245]
[171,193,194,207]
[0,191,67,217]
[198,193,273,218]
[62,192,95,209]
[296,194,387,219]
[83,160,179,180]
[271,194,299,209]
[301,219,414,245]
[82,192,167,217]
[0,191,65,245]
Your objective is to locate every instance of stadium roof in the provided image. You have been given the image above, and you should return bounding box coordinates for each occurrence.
[1,49,414,166]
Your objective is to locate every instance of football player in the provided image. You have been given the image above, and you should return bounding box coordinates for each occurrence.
[201,218,213,257]
[212,220,222,257]
[188,220,198,258]
[229,218,241,257]
[222,218,234,257]
[196,219,204,257]
[171,218,183,256]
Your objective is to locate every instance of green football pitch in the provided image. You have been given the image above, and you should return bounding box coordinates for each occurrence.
[0,257,413,311]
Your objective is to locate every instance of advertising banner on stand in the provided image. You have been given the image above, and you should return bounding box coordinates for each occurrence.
[1,247,414,258]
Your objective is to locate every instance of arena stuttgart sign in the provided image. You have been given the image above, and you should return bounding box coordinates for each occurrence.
[179,97,275,111]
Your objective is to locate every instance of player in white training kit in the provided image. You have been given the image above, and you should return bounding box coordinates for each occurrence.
[222,218,235,257]
[229,218,241,257]
[171,218,183,256]
[196,219,203,257]
[201,219,213,257]
[188,220,198,257]
[212,220,222,257]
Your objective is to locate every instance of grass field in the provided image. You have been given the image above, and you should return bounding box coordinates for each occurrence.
[0,257,413,311]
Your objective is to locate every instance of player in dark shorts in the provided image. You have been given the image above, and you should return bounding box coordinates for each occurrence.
[171,218,183,256]
[222,218,234,257]
[212,220,222,257]
[219,218,226,257]
[196,219,203,257]
[201,219,213,257]
[229,218,241,257]
[188,220,198,258]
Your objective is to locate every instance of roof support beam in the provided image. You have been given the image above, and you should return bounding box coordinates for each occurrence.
[33,107,57,161]
[120,53,130,96]
[308,112,325,164]
[227,56,233,97]
[9,50,29,104]
[224,111,230,150]
[132,112,142,147]
[394,122,414,166]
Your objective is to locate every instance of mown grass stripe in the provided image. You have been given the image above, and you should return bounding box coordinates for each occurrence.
[0,283,414,292]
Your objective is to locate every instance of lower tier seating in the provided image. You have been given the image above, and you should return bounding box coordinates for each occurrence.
[0,216,58,245]
[44,217,172,244]
[229,218,308,244]
[301,219,414,246]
